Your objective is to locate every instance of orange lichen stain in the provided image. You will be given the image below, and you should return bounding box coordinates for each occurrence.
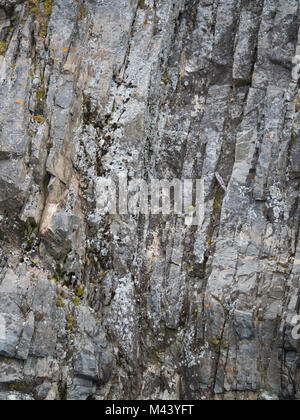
[21,82,26,87]
[254,176,257,181]
[206,304,210,309]
[204,293,207,297]
[16,99,24,105]
[225,265,230,270]
[62,47,67,52]
[44,372,47,377]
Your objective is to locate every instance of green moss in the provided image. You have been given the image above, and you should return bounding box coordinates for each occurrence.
[28,0,41,13]
[50,277,58,285]
[0,41,6,56]
[0,29,13,57]
[39,22,48,38]
[138,0,145,7]
[28,1,52,38]
[3,358,14,364]
[213,187,221,212]
[44,0,53,15]
[78,6,87,20]
[162,73,168,85]
[55,263,62,280]
[76,284,85,298]
[73,297,80,306]
[9,383,28,392]
[57,294,64,308]
[30,6,41,13]
[36,77,46,102]
[36,86,45,100]
[207,228,215,245]
[67,314,74,330]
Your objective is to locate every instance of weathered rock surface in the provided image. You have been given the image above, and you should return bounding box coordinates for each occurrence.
[0,0,299,400]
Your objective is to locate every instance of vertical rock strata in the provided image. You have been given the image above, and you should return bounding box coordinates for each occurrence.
[0,0,299,400]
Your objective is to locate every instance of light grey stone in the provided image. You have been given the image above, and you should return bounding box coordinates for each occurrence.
[0,0,299,401]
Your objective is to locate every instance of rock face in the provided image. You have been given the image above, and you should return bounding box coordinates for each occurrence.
[0,0,299,400]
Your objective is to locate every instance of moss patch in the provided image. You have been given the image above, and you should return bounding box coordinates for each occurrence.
[36,83,45,100]
[67,314,74,330]
[76,284,85,298]
[9,383,28,393]
[57,294,64,308]
[213,187,221,212]
[0,41,6,56]
[207,227,215,245]
[28,0,41,13]
[73,297,80,306]
[44,0,53,15]
[28,0,53,38]
[78,6,87,21]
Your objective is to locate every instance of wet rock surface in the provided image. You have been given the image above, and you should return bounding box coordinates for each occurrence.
[0,0,299,400]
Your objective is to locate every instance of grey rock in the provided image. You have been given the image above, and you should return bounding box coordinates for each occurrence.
[0,0,299,401]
